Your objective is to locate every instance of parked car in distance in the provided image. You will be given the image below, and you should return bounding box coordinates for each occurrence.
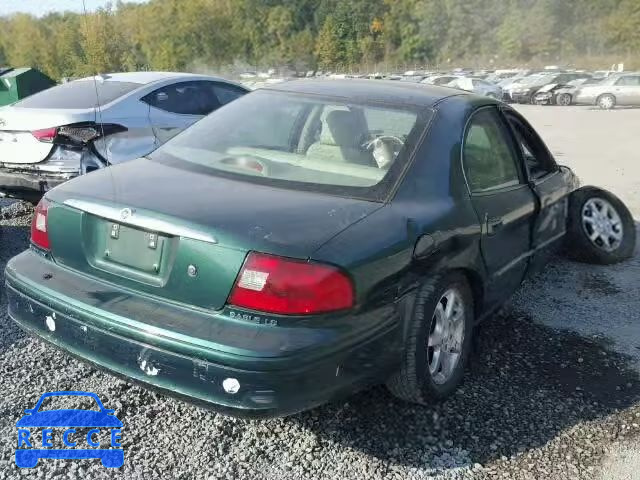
[485,70,521,84]
[0,72,248,202]
[445,77,503,99]
[574,72,640,109]
[6,80,635,418]
[533,78,602,106]
[506,72,592,104]
[421,74,460,86]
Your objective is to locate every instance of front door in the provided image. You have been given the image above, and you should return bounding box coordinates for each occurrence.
[503,110,572,274]
[143,81,220,145]
[462,107,537,307]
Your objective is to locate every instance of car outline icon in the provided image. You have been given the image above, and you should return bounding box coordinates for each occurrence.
[15,391,123,468]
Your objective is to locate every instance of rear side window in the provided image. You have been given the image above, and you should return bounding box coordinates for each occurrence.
[463,108,521,193]
[15,81,141,109]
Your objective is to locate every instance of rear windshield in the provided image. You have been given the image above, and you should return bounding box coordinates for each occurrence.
[151,90,431,201]
[15,80,141,109]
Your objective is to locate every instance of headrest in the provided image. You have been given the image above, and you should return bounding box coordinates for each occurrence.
[319,110,362,147]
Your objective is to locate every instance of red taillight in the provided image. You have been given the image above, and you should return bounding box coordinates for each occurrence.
[228,252,354,315]
[30,199,51,250]
[31,127,58,143]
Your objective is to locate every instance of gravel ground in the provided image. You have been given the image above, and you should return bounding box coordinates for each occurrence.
[1,105,639,479]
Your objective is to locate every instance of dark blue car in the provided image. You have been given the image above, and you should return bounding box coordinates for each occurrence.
[15,391,123,468]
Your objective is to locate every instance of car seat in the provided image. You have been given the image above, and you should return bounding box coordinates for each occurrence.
[305,110,372,166]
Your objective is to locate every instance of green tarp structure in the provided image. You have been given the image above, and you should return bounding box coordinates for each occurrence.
[0,67,56,107]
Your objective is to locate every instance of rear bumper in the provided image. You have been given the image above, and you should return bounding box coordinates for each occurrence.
[5,251,400,418]
[0,168,71,202]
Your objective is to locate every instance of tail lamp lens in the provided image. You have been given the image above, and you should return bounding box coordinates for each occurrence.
[228,252,354,315]
[31,128,58,143]
[30,199,51,250]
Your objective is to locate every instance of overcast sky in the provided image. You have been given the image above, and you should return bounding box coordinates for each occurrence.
[0,0,148,16]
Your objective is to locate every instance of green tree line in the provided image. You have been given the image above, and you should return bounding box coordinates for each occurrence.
[0,0,638,80]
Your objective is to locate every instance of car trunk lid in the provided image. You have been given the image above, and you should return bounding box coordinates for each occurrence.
[0,106,96,165]
[45,157,381,311]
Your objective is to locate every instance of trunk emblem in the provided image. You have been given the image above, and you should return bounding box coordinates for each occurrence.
[0,118,5,127]
[120,208,134,220]
[187,265,198,277]
[110,223,120,239]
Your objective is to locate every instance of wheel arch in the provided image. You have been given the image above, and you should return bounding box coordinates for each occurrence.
[448,267,484,320]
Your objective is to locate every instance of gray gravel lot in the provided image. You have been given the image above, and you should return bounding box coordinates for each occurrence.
[1,105,639,479]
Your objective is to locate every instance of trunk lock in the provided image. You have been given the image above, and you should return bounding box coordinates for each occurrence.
[110,223,119,239]
[147,233,157,249]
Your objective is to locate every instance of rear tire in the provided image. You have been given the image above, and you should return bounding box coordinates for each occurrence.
[386,272,474,404]
[566,187,636,264]
[597,94,616,110]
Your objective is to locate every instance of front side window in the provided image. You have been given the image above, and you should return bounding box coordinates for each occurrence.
[150,90,431,201]
[463,108,521,193]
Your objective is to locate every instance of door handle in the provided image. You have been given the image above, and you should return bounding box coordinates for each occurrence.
[486,216,504,236]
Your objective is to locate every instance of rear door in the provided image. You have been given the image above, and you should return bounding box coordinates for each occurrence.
[462,106,537,305]
[503,109,570,258]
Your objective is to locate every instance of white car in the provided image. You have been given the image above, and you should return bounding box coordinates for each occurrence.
[0,72,248,202]
[445,77,503,99]
[421,75,461,86]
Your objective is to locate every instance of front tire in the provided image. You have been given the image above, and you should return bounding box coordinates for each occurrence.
[386,272,474,404]
[597,94,616,110]
[557,93,572,106]
[566,187,636,264]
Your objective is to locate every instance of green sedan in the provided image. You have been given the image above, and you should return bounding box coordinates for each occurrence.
[5,80,636,417]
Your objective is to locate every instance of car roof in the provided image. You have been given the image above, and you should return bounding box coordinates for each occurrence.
[262,79,467,107]
[74,71,228,86]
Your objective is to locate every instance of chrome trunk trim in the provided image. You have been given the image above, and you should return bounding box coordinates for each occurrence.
[63,199,218,244]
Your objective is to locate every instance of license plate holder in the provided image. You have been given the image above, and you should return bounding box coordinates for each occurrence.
[104,223,164,274]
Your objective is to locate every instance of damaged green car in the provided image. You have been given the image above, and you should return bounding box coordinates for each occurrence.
[5,80,636,417]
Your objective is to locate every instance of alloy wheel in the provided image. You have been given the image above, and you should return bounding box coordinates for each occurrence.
[598,95,614,109]
[581,197,624,252]
[558,94,571,106]
[427,288,465,385]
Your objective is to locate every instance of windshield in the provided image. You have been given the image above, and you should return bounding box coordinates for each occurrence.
[151,89,431,201]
